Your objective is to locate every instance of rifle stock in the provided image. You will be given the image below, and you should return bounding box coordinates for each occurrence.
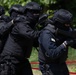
[57,29,76,39]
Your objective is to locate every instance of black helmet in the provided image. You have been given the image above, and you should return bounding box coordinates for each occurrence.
[24,2,42,12]
[53,9,73,24]
[0,5,5,15]
[9,4,24,15]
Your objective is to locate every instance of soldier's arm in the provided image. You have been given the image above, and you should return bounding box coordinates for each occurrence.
[17,22,40,39]
[0,21,14,36]
[38,30,67,59]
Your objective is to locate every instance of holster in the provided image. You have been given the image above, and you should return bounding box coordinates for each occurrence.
[0,61,15,75]
[41,64,53,75]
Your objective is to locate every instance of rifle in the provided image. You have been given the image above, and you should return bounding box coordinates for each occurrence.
[57,28,76,39]
[35,14,49,30]
[38,14,49,25]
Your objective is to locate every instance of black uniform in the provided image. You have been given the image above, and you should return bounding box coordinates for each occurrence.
[0,4,25,54]
[0,5,13,54]
[38,24,69,75]
[0,21,13,53]
[0,15,40,75]
[0,2,42,75]
[38,9,75,75]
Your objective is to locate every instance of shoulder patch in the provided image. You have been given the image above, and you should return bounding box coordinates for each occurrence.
[51,38,55,42]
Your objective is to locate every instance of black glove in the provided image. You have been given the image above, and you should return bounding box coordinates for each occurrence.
[38,14,48,25]
[13,15,26,23]
[63,39,75,47]
[0,15,11,22]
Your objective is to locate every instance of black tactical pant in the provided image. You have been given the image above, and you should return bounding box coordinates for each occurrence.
[0,55,33,75]
[39,62,69,75]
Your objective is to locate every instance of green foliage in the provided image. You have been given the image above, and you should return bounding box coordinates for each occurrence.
[0,0,76,26]
[0,0,31,10]
[0,0,57,14]
[68,48,76,60]
[29,48,38,62]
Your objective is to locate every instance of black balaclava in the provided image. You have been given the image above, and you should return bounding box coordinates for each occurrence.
[54,21,71,31]
[52,9,73,31]
[25,10,40,29]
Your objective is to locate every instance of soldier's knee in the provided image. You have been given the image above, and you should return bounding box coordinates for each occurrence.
[0,62,14,75]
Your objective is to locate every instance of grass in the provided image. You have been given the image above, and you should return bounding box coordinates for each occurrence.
[29,47,76,75]
[68,48,76,60]
[29,47,38,62]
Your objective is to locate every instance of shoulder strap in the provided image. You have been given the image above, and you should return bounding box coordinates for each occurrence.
[44,24,56,34]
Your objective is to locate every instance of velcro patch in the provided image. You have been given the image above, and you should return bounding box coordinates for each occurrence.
[51,38,55,42]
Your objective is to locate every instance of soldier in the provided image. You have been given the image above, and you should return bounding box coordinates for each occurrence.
[0,5,14,54]
[0,2,42,75]
[0,4,24,54]
[38,9,75,75]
